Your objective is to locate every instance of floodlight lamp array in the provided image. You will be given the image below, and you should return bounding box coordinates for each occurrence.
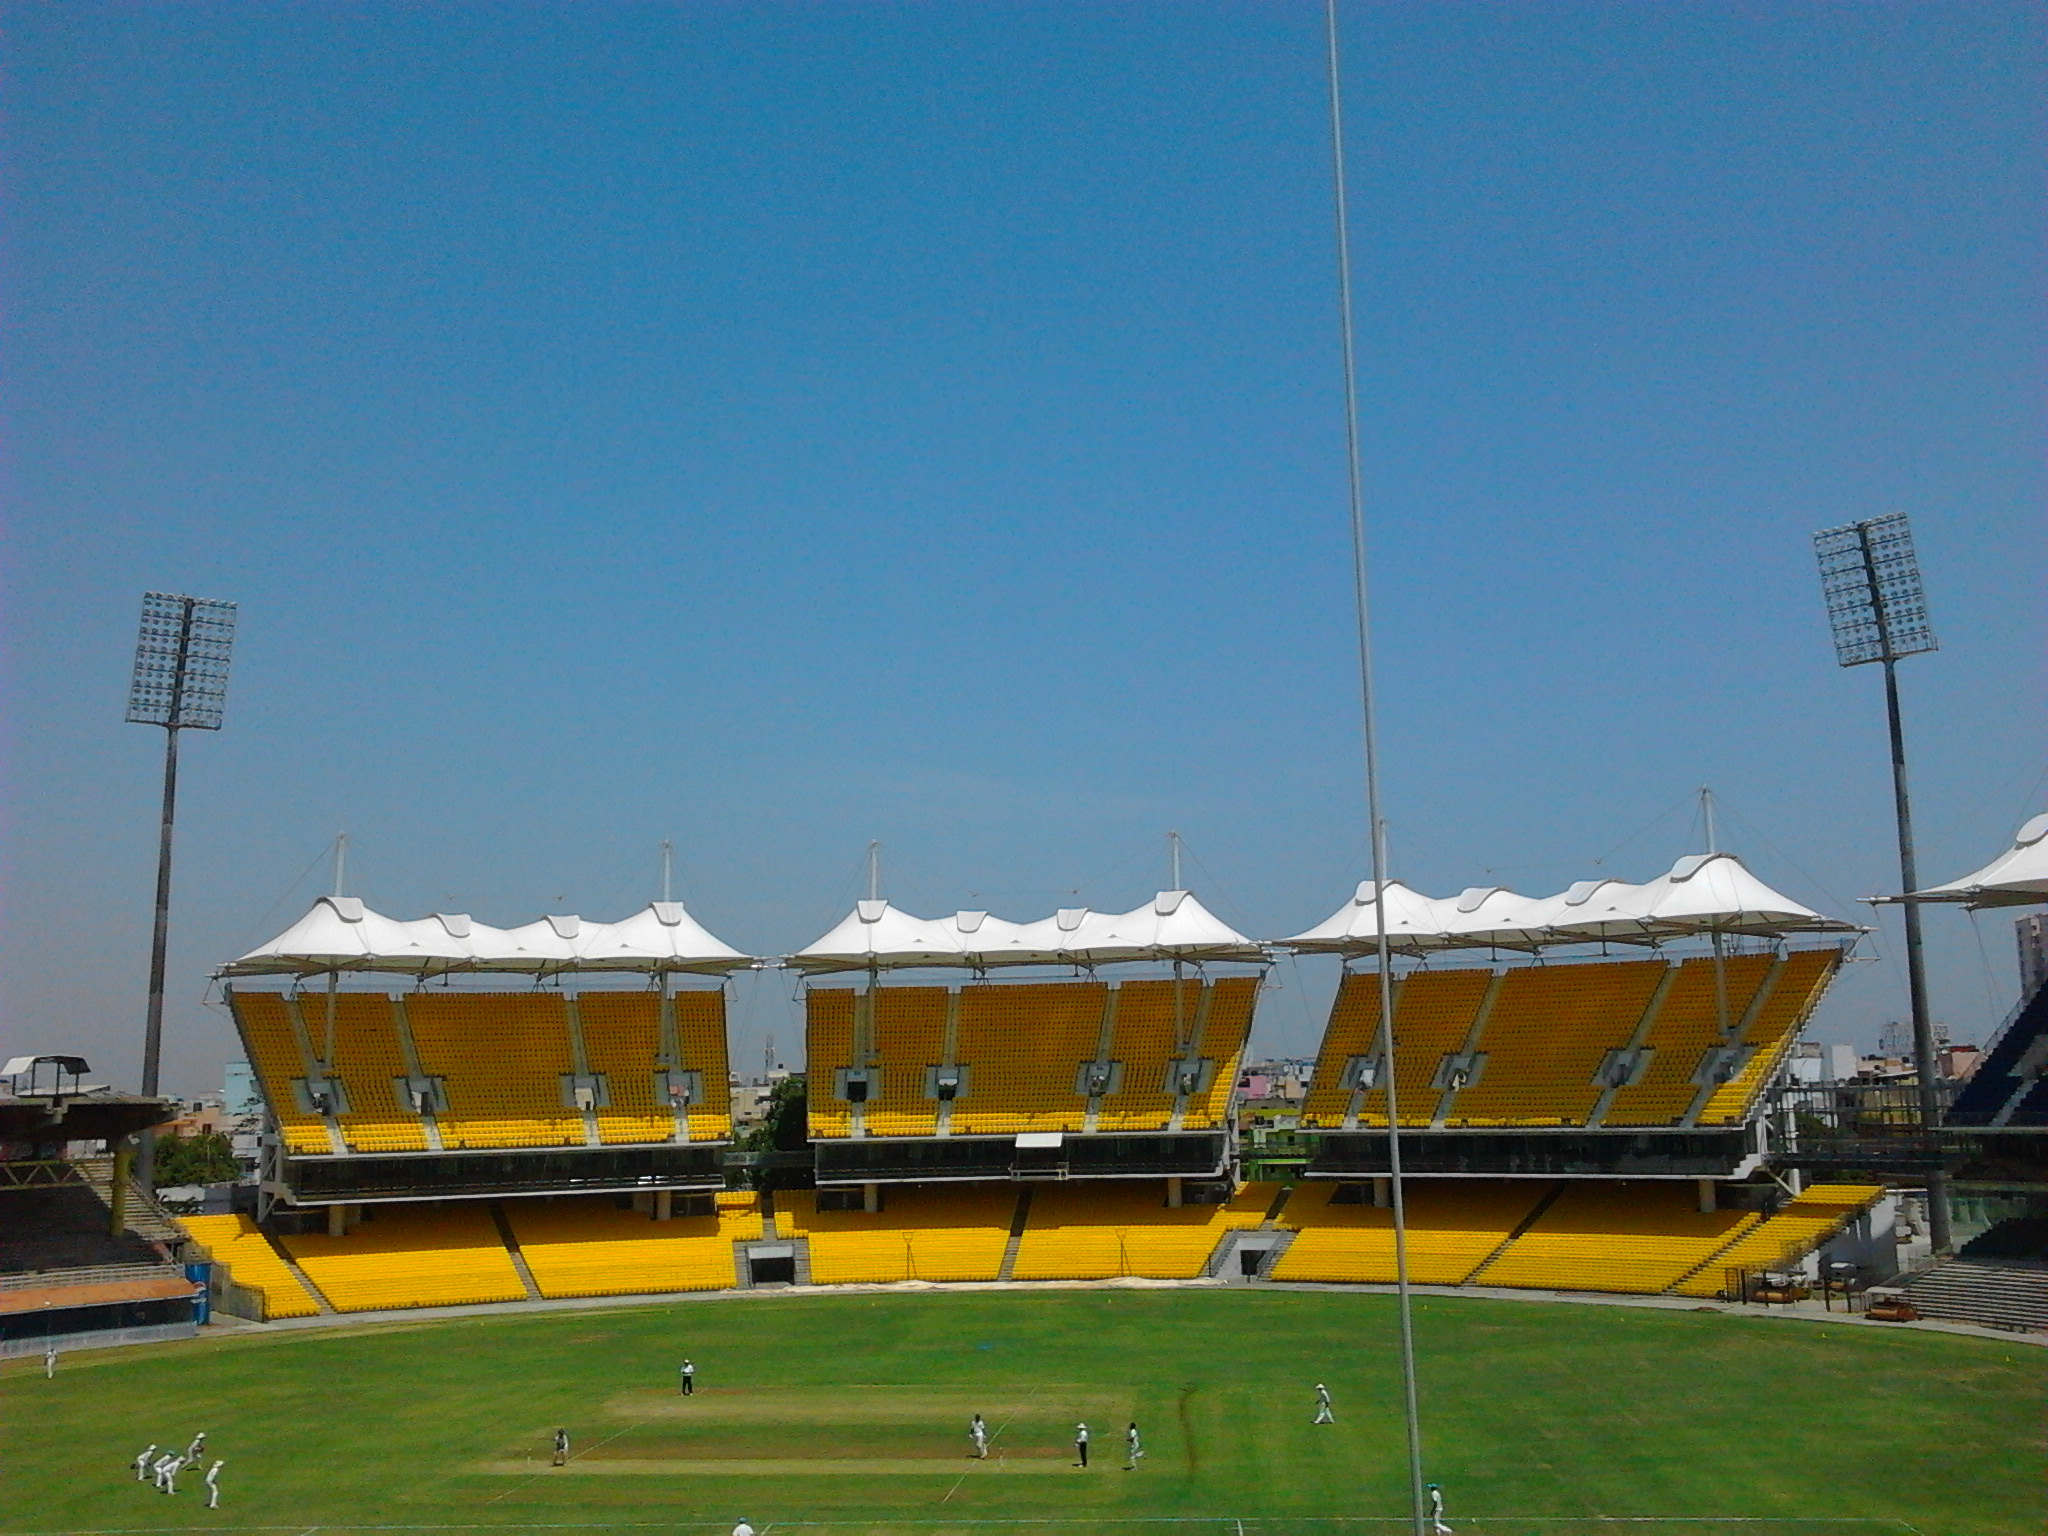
[126,592,237,729]
[1813,513,1936,668]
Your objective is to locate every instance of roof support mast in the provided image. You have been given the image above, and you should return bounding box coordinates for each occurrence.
[1322,7,1428,1533]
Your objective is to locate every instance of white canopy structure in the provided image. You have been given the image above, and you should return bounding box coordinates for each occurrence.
[787,890,1265,974]
[1878,812,2048,909]
[1286,852,1856,958]
[223,897,753,978]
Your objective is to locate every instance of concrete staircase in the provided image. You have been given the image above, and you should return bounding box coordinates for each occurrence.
[74,1158,185,1247]
[1901,1259,2048,1333]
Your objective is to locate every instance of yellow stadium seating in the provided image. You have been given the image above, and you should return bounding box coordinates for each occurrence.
[1698,948,1842,1124]
[1349,969,1494,1127]
[864,988,949,1137]
[1446,962,1665,1127]
[317,992,431,1153]
[573,992,681,1144]
[1090,979,1191,1131]
[778,1184,1016,1283]
[406,993,584,1149]
[805,988,857,1139]
[1601,954,1775,1127]
[1269,1180,1548,1285]
[951,983,1110,1135]
[177,1213,322,1318]
[503,1193,760,1297]
[1473,1182,1758,1294]
[1674,1183,1886,1297]
[226,991,333,1154]
[1010,1181,1272,1280]
[280,1202,527,1311]
[672,989,736,1142]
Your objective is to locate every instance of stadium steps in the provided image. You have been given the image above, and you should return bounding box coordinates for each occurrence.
[264,1230,338,1314]
[489,1202,545,1302]
[74,1159,184,1247]
[1462,1181,1566,1285]
[998,1187,1034,1281]
[1900,1259,2048,1333]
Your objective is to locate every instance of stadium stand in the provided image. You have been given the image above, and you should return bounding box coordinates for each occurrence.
[1091,979,1197,1131]
[1601,954,1775,1126]
[778,1184,1016,1283]
[672,989,736,1142]
[320,992,433,1152]
[1672,1183,1887,1296]
[1269,1180,1550,1285]
[1010,1181,1272,1280]
[574,992,684,1144]
[1473,1181,1758,1293]
[1445,962,1666,1126]
[177,1214,323,1318]
[1945,969,2048,1128]
[865,987,949,1137]
[226,991,335,1154]
[502,1192,759,1297]
[805,988,857,1139]
[1696,948,1841,1123]
[1300,968,1495,1128]
[952,982,1112,1135]
[279,1203,527,1311]
[406,992,583,1149]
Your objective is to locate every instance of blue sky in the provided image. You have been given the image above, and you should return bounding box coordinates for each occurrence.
[2,2,2041,1096]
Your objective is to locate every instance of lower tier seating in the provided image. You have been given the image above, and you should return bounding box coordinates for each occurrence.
[1010,1181,1274,1280]
[503,1193,760,1297]
[1473,1181,1758,1293]
[279,1203,527,1311]
[778,1184,1016,1283]
[1270,1181,1548,1285]
[177,1214,322,1319]
[1673,1183,1887,1297]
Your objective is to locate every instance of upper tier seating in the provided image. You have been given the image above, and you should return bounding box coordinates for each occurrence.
[1473,1181,1758,1293]
[503,1192,759,1297]
[778,1184,1015,1283]
[231,986,732,1154]
[1300,950,1843,1132]
[1444,963,1664,1126]
[805,978,1258,1140]
[1010,1181,1273,1280]
[1947,972,2048,1127]
[177,1213,322,1318]
[1673,1183,1887,1297]
[279,1202,526,1311]
[1269,1181,1548,1285]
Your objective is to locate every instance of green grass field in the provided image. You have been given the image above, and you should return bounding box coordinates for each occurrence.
[3,1289,2040,1536]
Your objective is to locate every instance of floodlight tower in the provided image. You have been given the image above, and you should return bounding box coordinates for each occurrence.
[1812,515,1949,1252]
[125,593,237,1185]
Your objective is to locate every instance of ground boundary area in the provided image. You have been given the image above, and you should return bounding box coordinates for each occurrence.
[0,1519,1933,1534]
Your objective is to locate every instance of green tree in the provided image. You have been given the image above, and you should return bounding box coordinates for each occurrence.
[152,1130,240,1187]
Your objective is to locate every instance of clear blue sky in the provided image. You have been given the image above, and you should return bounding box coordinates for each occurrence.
[2,2,2040,1097]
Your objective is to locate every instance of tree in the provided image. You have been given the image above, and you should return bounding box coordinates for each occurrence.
[152,1130,240,1187]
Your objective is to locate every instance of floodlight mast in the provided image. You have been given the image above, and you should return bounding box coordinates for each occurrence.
[1812,515,1949,1253]
[125,593,236,1189]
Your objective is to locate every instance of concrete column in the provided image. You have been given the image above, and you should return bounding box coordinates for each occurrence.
[109,1139,133,1236]
[1697,1178,1717,1214]
[655,1190,673,1221]
[328,1203,348,1237]
[863,1182,880,1213]
[1166,1177,1183,1208]
[1372,1177,1391,1208]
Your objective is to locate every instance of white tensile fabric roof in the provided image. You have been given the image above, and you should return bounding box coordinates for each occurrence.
[1286,852,1855,956]
[788,890,1265,974]
[1884,812,2048,909]
[224,897,753,977]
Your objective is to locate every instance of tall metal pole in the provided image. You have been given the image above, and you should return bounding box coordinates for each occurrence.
[1856,525,1951,1253]
[1323,4,1427,1531]
[137,599,196,1191]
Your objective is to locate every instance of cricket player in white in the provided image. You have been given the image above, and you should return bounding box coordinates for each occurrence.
[969,1414,988,1459]
[1074,1422,1090,1467]
[205,1460,225,1509]
[44,1343,57,1378]
[1313,1382,1334,1424]
[134,1445,157,1482]
[1428,1482,1452,1534]
[154,1454,180,1494]
[680,1359,696,1395]
[732,1520,754,1536]
[186,1431,207,1464]
[1124,1422,1143,1470]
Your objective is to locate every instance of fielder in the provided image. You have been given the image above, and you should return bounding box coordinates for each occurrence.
[154,1453,180,1494]
[134,1445,157,1482]
[205,1460,225,1509]
[44,1343,57,1378]
[969,1413,988,1459]
[732,1521,754,1536]
[1428,1482,1453,1535]
[186,1431,207,1463]
[1074,1422,1090,1468]
[1124,1421,1144,1470]
[1313,1382,1334,1424]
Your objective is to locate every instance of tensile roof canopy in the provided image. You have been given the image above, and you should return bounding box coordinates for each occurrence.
[1879,812,2048,910]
